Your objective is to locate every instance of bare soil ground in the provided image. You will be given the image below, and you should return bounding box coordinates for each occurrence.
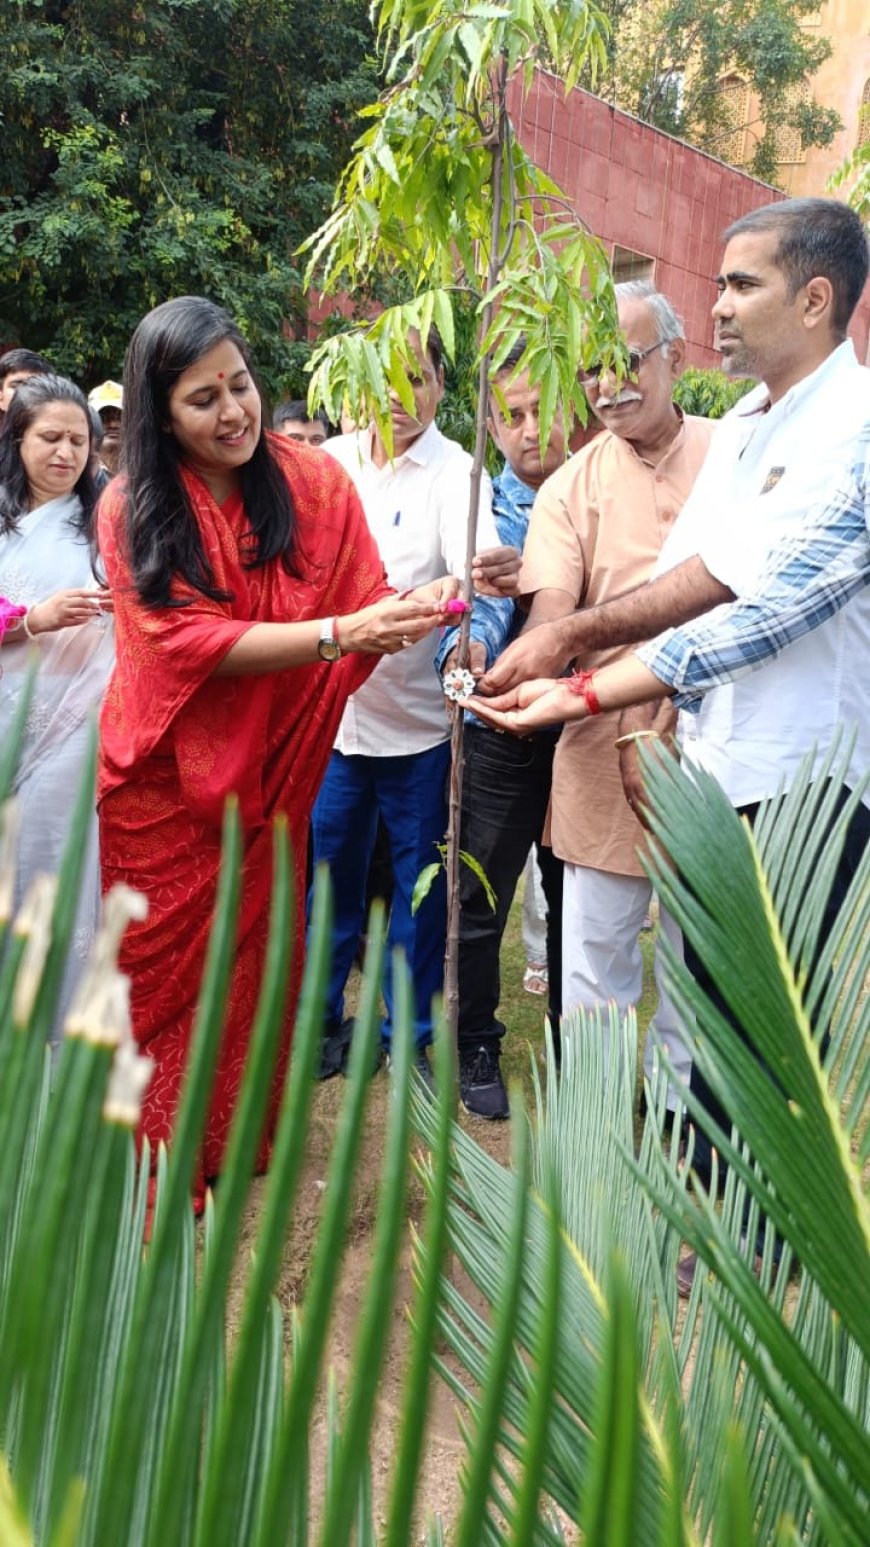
[227,1074,517,1538]
[225,897,658,1537]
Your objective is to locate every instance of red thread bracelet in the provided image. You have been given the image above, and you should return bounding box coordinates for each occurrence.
[567,669,601,715]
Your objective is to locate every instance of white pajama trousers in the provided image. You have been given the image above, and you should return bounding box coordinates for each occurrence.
[561,863,692,1105]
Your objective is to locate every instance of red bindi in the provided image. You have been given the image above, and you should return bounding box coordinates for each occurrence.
[217,371,225,380]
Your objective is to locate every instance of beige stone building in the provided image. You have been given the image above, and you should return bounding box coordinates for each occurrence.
[724,2,870,195]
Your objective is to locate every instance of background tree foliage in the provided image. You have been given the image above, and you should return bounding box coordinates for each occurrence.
[586,0,841,184]
[0,0,380,392]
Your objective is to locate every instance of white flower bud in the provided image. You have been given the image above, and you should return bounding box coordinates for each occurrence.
[12,873,58,1026]
[0,797,21,927]
[103,1037,154,1127]
[64,884,149,1047]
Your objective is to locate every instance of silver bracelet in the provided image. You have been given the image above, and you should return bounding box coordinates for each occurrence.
[22,609,38,641]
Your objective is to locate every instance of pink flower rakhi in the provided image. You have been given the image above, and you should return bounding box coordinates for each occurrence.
[0,599,26,643]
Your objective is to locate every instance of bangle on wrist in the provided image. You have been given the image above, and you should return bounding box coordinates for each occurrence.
[613,729,660,749]
[567,669,601,716]
[23,609,38,641]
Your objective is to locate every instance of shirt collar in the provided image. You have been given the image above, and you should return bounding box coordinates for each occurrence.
[495,461,538,509]
[610,404,686,469]
[361,418,442,467]
[736,340,859,420]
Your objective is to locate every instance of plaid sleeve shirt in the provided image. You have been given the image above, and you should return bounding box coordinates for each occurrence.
[638,429,870,712]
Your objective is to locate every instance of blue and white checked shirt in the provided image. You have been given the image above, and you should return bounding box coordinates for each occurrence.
[639,425,870,711]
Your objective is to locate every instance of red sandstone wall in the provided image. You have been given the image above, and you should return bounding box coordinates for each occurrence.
[510,72,870,368]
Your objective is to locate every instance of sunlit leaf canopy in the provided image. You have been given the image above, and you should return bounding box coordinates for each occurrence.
[302,0,626,457]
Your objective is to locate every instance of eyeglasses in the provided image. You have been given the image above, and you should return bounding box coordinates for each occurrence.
[580,339,669,384]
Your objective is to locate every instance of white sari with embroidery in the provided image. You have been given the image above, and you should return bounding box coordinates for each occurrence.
[0,493,114,1037]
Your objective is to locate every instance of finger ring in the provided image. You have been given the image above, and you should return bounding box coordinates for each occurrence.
[400,635,411,648]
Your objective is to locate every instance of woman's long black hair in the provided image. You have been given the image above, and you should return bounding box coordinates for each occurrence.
[0,374,99,542]
[122,296,298,607]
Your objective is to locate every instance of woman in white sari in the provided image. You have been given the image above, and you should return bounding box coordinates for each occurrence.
[0,375,114,1036]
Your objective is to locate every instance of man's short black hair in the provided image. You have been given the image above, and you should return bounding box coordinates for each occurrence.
[272,399,330,432]
[724,198,869,337]
[490,337,528,382]
[421,325,444,375]
[0,347,53,386]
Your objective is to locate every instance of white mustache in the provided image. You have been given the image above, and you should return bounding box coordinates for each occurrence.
[596,388,643,409]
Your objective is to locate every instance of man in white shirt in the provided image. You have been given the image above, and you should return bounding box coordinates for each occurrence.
[313,326,514,1079]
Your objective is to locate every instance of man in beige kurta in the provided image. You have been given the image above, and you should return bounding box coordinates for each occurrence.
[518,281,715,1102]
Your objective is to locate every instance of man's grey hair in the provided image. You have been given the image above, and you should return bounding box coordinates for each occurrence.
[614,279,685,345]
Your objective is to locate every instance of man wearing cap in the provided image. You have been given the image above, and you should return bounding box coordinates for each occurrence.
[88,381,124,478]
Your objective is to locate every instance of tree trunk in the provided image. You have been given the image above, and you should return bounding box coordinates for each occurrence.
[442,59,509,1040]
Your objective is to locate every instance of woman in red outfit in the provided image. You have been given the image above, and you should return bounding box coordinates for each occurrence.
[98,296,458,1204]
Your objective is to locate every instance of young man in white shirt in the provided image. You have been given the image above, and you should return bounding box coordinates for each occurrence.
[313,326,515,1080]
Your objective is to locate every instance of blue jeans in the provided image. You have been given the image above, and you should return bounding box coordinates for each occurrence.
[309,742,451,1048]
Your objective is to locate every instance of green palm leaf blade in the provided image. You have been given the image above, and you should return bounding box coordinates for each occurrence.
[25,724,97,1049]
[580,1249,642,1546]
[0,654,36,806]
[193,865,343,1547]
[250,903,386,1547]
[316,965,415,1547]
[29,1109,131,1536]
[80,800,243,1547]
[452,1093,530,1547]
[650,1324,693,1547]
[0,1018,49,1320]
[383,1012,455,1547]
[506,1152,561,1547]
[712,1421,757,1547]
[413,1094,668,1540]
[631,1149,870,1537]
[146,817,294,1547]
[81,1135,149,1482]
[0,913,27,1058]
[43,1124,135,1541]
[637,748,870,1357]
[3,1035,116,1521]
[0,788,26,1044]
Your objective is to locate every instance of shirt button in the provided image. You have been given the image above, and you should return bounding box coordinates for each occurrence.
[655,474,664,483]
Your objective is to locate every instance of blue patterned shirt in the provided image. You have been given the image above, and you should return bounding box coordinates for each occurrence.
[434,461,533,677]
[639,428,870,710]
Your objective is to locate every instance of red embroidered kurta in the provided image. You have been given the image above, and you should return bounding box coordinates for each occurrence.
[98,434,391,1192]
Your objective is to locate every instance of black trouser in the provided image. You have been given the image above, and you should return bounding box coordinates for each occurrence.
[686,783,870,1193]
[457,722,563,1050]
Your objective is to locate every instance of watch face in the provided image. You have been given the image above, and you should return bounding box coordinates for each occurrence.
[318,637,341,662]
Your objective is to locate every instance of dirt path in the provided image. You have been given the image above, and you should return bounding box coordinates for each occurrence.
[228,1076,516,1539]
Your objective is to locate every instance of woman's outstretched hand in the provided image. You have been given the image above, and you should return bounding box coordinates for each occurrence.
[25,588,113,635]
[340,578,462,655]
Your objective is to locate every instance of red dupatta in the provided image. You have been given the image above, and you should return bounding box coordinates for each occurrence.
[98,432,392,828]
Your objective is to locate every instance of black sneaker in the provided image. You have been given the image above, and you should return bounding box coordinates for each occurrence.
[318,1018,355,1080]
[459,1043,509,1120]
